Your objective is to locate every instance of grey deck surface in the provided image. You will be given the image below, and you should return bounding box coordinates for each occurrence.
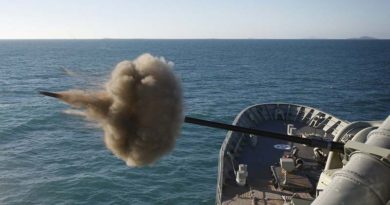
[217,103,348,205]
[221,121,321,205]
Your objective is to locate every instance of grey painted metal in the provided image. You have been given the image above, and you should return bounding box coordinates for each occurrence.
[216,103,349,204]
[313,116,390,205]
[324,121,381,171]
[184,116,345,151]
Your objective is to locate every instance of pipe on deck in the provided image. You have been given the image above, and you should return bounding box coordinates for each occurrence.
[313,116,390,205]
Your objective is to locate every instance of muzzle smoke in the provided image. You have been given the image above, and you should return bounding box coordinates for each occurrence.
[43,54,183,167]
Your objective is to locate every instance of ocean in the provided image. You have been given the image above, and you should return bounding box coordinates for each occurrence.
[0,40,389,204]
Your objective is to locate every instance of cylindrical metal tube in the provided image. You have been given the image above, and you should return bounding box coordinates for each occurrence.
[184,116,344,151]
[313,116,390,205]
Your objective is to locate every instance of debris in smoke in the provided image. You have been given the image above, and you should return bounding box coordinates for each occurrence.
[41,54,183,167]
[62,67,77,77]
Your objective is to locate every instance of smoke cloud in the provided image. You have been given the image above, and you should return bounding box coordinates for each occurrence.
[49,54,183,167]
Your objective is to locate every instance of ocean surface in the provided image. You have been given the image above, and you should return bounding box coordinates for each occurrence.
[0,40,389,204]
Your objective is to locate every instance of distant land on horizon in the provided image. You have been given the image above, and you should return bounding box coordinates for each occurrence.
[347,36,379,40]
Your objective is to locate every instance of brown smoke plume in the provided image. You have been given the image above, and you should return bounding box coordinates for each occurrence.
[45,54,183,167]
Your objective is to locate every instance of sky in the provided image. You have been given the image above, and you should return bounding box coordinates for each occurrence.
[0,0,389,39]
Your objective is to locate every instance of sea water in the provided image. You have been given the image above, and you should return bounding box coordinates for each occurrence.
[0,40,389,204]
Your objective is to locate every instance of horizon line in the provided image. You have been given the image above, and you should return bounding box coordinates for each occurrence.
[0,37,388,40]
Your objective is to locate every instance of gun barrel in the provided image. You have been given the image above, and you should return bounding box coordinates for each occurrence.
[39,91,61,98]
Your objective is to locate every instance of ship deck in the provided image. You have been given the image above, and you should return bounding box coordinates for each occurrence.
[221,121,324,205]
[217,103,348,205]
